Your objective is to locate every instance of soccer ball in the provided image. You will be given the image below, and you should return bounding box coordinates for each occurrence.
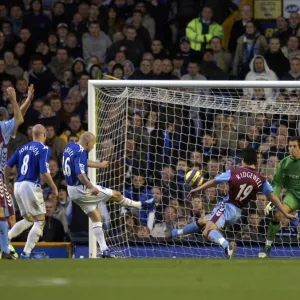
[184,170,204,187]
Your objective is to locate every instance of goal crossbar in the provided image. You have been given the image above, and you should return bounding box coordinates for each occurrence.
[89,80,300,89]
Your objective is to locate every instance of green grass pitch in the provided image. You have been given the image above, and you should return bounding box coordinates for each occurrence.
[1,259,300,300]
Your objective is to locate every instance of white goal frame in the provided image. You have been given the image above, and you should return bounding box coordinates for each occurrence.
[87,80,300,258]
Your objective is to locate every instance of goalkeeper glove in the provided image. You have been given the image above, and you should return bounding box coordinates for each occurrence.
[264,202,274,216]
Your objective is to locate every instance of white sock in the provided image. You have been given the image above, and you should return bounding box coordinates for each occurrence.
[23,221,44,255]
[119,197,142,209]
[8,219,33,240]
[266,240,273,246]
[92,222,108,252]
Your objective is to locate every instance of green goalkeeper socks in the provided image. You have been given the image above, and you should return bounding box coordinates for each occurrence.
[266,220,281,242]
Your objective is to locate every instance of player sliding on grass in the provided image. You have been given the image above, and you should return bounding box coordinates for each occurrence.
[62,132,156,258]
[171,148,297,258]
[259,136,300,258]
[4,124,58,259]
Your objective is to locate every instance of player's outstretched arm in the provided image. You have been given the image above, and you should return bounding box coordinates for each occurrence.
[41,173,58,196]
[87,160,110,168]
[20,84,35,116]
[267,193,298,220]
[7,87,24,128]
[188,179,216,199]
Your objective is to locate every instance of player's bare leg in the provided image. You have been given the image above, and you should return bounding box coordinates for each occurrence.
[169,215,209,238]
[259,203,293,258]
[110,190,156,210]
[87,208,115,258]
[203,221,236,259]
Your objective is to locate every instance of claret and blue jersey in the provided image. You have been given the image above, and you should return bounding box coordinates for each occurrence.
[62,142,88,186]
[6,142,50,184]
[215,167,273,208]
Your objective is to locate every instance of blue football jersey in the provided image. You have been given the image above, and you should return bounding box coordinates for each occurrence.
[6,142,51,183]
[62,143,88,186]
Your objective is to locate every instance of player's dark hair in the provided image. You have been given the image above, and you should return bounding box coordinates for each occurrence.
[289,136,300,147]
[241,148,257,166]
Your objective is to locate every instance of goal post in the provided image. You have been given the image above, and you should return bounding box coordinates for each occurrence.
[88,80,300,258]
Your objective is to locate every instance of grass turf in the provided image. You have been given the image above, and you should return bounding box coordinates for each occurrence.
[0,259,299,300]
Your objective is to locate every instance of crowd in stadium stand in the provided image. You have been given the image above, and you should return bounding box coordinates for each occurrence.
[1,0,300,245]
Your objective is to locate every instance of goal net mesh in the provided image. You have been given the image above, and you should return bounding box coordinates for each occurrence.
[93,85,300,258]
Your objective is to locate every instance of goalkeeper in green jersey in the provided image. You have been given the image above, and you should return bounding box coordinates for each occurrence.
[259,136,300,258]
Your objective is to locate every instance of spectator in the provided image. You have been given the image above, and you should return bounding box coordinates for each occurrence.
[210,36,232,73]
[199,131,219,162]
[60,114,86,143]
[289,12,300,35]
[161,59,178,80]
[185,6,223,58]
[244,55,277,102]
[48,47,73,82]
[200,49,228,80]
[14,42,29,71]
[281,35,300,61]
[211,113,237,151]
[45,125,66,163]
[175,158,188,185]
[3,51,24,80]
[228,4,253,53]
[9,5,23,36]
[151,40,168,60]
[172,54,185,79]
[107,25,144,66]
[150,205,177,238]
[281,57,300,83]
[28,55,56,99]
[128,1,155,41]
[49,159,64,186]
[112,63,124,79]
[130,59,154,79]
[233,21,268,79]
[68,73,89,103]
[264,37,290,79]
[56,23,69,48]
[66,32,82,59]
[22,0,51,43]
[0,58,15,84]
[273,16,292,46]
[52,2,68,30]
[43,200,65,242]
[181,61,206,81]
[82,22,112,64]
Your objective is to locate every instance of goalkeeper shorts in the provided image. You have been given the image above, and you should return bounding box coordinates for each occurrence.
[283,192,300,211]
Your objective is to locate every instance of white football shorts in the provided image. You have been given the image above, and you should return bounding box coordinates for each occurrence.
[67,184,113,214]
[14,181,46,217]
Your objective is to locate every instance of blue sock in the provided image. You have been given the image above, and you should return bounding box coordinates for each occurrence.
[208,230,229,250]
[172,221,201,237]
[0,221,9,253]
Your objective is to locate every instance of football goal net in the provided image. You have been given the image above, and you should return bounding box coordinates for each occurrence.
[87,80,300,258]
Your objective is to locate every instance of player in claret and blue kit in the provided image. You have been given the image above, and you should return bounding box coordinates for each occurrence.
[171,148,297,258]
[4,125,58,259]
[62,131,156,258]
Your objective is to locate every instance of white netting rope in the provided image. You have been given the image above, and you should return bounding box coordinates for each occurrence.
[93,85,300,258]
